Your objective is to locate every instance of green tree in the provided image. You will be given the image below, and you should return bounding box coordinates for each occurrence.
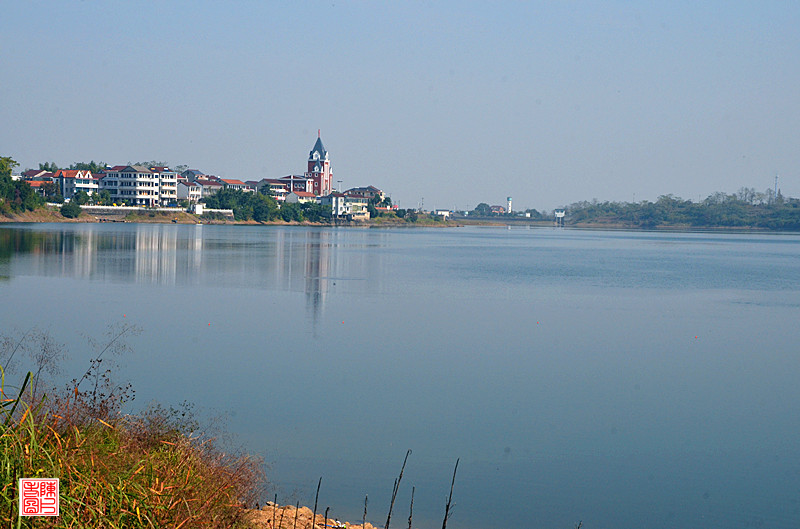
[69,161,106,174]
[38,161,60,173]
[203,188,279,222]
[472,203,491,216]
[279,202,304,222]
[60,201,82,218]
[0,158,45,213]
[73,190,90,205]
[97,190,113,206]
[301,202,332,223]
[0,156,18,179]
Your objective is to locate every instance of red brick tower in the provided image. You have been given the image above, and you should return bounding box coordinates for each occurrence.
[305,130,332,196]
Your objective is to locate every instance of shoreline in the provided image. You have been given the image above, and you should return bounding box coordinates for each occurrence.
[2,208,797,233]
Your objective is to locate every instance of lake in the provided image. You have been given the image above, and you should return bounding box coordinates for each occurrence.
[1,222,799,529]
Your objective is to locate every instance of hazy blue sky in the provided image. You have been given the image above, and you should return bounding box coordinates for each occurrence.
[2,1,798,211]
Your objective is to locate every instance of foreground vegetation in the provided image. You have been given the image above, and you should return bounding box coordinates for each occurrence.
[0,326,264,528]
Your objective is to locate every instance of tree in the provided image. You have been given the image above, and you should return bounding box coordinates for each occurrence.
[60,201,82,218]
[69,160,106,174]
[38,161,59,173]
[252,195,278,222]
[472,203,491,216]
[133,160,169,168]
[0,156,18,179]
[73,190,90,205]
[279,202,303,222]
[301,202,332,223]
[97,190,113,206]
[203,188,279,222]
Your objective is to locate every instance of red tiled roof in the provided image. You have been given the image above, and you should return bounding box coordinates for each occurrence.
[196,179,223,187]
[54,169,88,179]
[27,180,47,187]
[292,191,316,198]
[221,179,246,185]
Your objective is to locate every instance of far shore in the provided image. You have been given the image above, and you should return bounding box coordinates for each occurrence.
[2,207,791,232]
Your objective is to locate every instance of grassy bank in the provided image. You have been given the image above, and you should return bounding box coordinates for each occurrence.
[1,361,265,528]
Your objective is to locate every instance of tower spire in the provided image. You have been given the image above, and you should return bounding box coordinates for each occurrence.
[318,129,321,138]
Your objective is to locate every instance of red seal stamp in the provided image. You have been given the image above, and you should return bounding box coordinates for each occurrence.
[19,478,59,516]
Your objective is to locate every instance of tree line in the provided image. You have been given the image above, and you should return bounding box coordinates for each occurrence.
[0,157,44,214]
[202,189,332,223]
[565,188,800,230]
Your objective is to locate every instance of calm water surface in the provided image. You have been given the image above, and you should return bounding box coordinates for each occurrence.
[1,223,799,529]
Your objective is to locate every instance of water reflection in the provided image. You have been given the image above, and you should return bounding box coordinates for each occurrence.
[0,224,376,326]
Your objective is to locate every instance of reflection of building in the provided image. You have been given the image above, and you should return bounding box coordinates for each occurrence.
[1,225,385,331]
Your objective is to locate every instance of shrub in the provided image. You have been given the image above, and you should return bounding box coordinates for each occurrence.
[61,201,82,218]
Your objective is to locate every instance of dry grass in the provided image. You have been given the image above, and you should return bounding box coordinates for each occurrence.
[1,364,265,528]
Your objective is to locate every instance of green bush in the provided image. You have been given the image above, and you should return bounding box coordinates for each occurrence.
[60,201,82,218]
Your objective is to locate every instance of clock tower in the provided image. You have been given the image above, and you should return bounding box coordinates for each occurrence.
[305,130,332,196]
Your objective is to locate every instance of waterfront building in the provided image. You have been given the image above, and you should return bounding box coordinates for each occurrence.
[177,181,202,203]
[150,166,178,205]
[220,178,251,192]
[285,191,316,204]
[53,169,99,199]
[100,165,159,206]
[194,177,223,198]
[21,169,55,180]
[344,185,384,202]
[279,175,314,194]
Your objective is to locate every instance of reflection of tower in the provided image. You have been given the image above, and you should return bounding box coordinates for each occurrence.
[305,131,333,196]
[304,230,332,331]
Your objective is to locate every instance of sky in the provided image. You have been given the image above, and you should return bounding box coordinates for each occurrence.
[2,1,799,211]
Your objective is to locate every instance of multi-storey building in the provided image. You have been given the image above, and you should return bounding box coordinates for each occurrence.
[151,166,178,205]
[100,165,160,206]
[344,185,384,202]
[220,178,251,192]
[279,175,313,194]
[194,177,223,198]
[177,181,202,203]
[304,133,333,196]
[53,170,100,199]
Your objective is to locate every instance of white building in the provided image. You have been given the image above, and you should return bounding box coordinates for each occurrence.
[285,191,317,204]
[53,169,99,199]
[151,166,178,205]
[100,165,159,206]
[177,181,202,203]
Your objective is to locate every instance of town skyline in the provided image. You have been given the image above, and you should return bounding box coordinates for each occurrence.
[2,2,798,211]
